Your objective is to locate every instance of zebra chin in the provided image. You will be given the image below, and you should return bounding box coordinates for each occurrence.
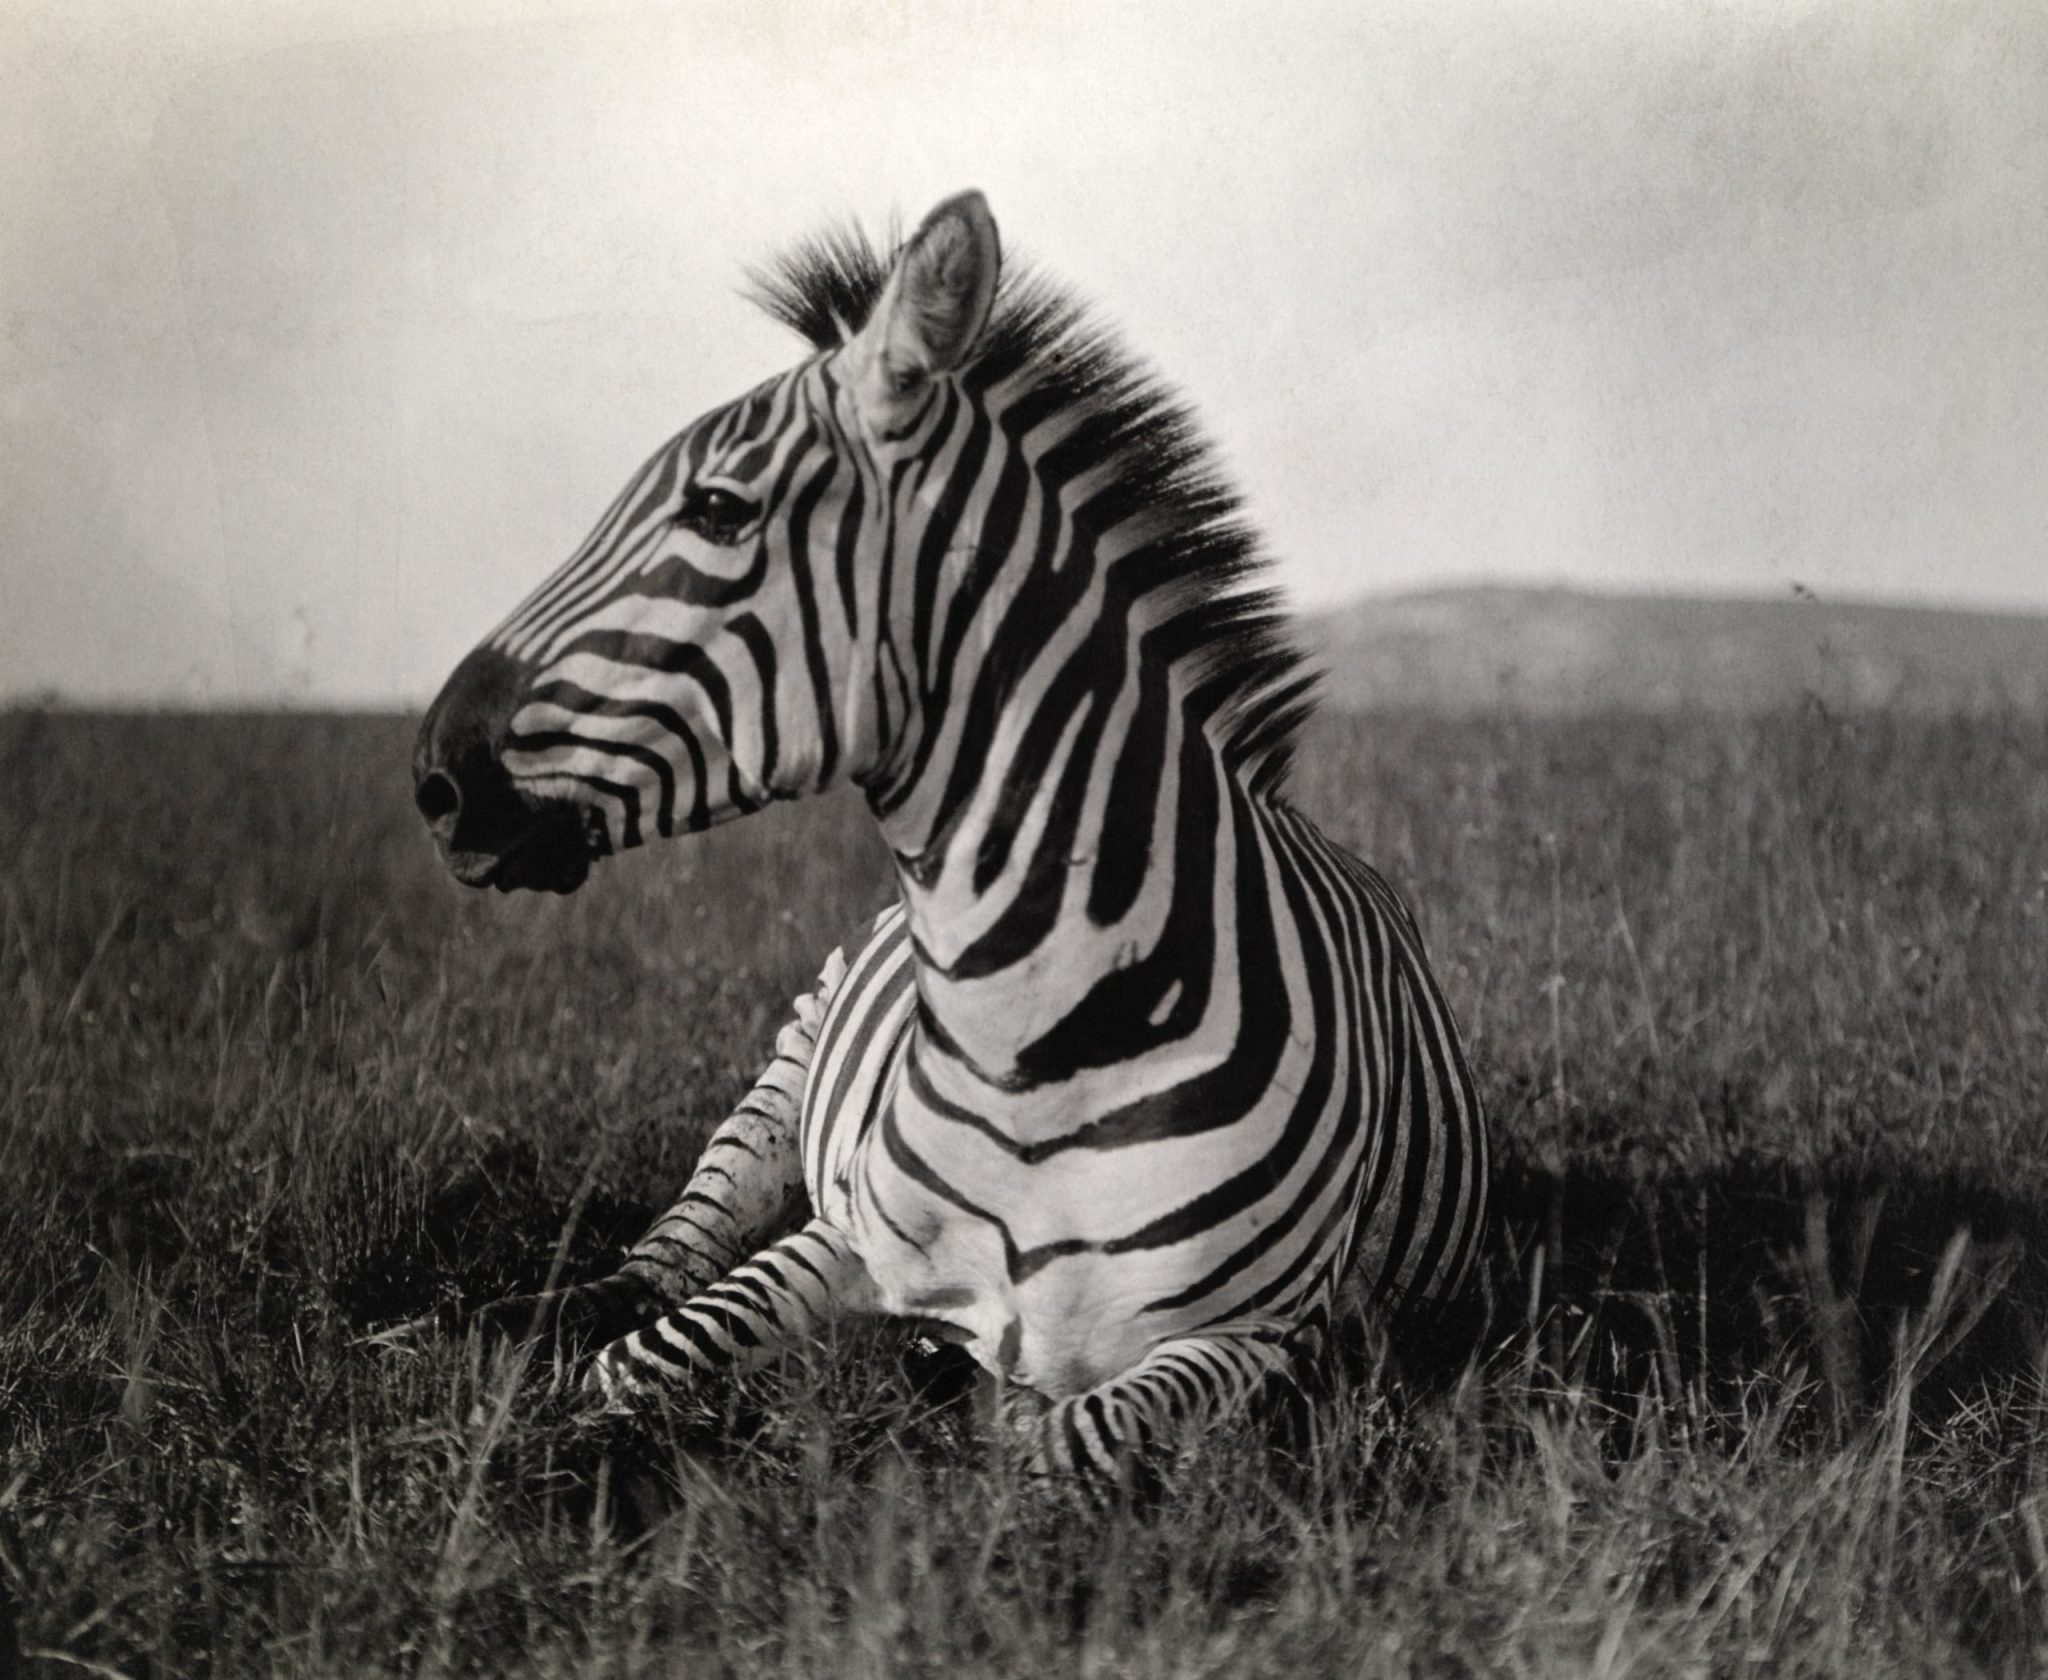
[437,802,597,895]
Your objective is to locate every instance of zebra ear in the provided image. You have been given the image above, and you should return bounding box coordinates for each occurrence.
[849,191,999,424]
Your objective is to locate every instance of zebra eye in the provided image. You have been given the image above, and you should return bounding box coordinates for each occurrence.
[675,484,758,543]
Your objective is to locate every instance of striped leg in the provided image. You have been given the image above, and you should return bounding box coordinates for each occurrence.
[613,963,839,1304]
[587,1218,876,1406]
[466,938,852,1353]
[1021,1323,1300,1489]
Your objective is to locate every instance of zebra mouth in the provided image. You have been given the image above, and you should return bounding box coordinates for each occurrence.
[444,804,594,895]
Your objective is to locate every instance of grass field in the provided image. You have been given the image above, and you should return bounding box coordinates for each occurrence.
[3,704,2046,1677]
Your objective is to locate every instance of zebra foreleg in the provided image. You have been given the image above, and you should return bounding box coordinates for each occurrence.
[587,1218,877,1407]
[459,942,851,1355]
[615,960,840,1307]
[1018,1322,1302,1491]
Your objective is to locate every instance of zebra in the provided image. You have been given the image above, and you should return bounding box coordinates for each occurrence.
[412,191,1491,1485]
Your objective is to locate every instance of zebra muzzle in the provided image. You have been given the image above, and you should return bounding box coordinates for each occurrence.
[415,646,594,894]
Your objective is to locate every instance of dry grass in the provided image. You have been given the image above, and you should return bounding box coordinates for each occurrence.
[2,704,2046,1677]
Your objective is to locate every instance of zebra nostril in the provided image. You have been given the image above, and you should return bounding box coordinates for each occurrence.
[415,768,462,828]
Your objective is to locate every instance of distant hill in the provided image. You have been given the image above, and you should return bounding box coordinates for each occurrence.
[1300,587,2048,714]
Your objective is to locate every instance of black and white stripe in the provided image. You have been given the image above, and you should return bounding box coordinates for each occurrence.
[428,192,1490,1485]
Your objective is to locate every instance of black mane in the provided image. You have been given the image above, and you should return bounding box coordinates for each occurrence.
[749,223,1318,799]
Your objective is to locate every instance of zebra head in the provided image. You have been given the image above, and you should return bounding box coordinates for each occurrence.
[414,192,1001,891]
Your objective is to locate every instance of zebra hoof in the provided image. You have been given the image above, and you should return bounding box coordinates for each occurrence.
[583,1339,669,1415]
[584,1352,630,1408]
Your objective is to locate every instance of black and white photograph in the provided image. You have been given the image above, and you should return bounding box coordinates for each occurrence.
[4,2,2046,1673]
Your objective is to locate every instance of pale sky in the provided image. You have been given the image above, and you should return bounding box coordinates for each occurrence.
[3,0,2044,702]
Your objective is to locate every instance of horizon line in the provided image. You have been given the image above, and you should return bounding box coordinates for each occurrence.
[10,576,2048,712]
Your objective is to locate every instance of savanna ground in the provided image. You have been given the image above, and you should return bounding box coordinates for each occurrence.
[3,703,2046,1677]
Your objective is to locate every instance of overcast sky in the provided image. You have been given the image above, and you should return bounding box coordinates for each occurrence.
[4,0,2044,703]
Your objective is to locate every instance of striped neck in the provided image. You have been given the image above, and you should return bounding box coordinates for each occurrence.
[858,436,1258,1095]
[793,259,1317,1098]
[882,690,1247,1097]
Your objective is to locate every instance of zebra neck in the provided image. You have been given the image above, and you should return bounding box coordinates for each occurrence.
[875,688,1257,1099]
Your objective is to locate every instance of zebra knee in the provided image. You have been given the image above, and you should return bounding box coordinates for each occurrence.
[1024,1390,1147,1485]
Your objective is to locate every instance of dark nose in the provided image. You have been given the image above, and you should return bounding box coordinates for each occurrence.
[413,645,530,850]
